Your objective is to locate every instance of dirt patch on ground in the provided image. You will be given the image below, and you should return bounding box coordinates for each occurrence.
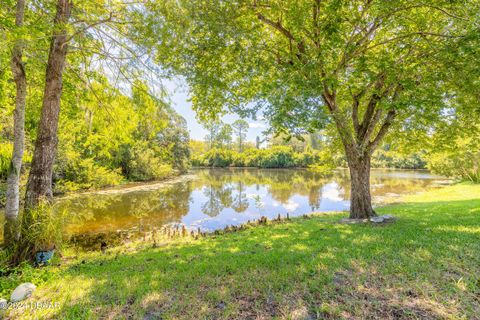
[323,267,460,320]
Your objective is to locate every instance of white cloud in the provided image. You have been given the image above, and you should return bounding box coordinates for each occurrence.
[322,183,343,202]
[283,199,299,212]
[248,122,267,129]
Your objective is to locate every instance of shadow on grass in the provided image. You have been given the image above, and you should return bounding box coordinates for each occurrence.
[9,199,480,319]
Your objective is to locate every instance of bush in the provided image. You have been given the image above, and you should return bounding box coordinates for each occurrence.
[55,158,123,192]
[200,148,235,167]
[307,163,335,176]
[128,147,174,181]
[294,151,320,167]
[230,149,263,167]
[242,149,264,167]
[190,154,204,167]
[0,142,12,180]
[258,146,296,168]
[13,201,67,263]
[372,149,426,169]
[232,152,246,167]
[427,150,480,183]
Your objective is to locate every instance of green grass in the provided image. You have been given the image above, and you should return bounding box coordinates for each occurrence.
[2,183,480,319]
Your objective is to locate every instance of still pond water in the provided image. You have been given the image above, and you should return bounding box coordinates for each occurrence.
[56,168,447,247]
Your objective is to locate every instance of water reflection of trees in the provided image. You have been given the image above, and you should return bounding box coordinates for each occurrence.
[200,180,250,216]
[232,182,249,213]
[201,183,233,217]
[194,168,337,212]
[60,168,440,243]
[58,182,192,236]
[194,168,435,213]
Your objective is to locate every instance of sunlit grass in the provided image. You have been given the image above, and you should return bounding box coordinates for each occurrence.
[2,183,479,319]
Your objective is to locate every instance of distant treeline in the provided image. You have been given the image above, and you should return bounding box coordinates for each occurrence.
[190,144,427,170]
[192,146,331,168]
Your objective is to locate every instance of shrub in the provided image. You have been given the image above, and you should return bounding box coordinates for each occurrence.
[0,142,12,180]
[232,152,246,167]
[258,146,296,168]
[294,151,320,167]
[201,148,235,167]
[192,146,340,169]
[13,201,67,263]
[424,134,480,183]
[128,147,174,181]
[427,150,480,183]
[372,149,426,169]
[307,163,335,176]
[243,149,264,167]
[55,158,123,192]
[190,154,204,167]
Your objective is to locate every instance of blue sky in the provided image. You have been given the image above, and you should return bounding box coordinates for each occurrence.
[165,79,268,142]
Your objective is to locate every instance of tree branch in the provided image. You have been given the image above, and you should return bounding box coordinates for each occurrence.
[257,13,294,41]
[338,17,381,72]
[361,107,383,148]
[66,12,114,44]
[357,73,386,139]
[351,89,365,134]
[368,109,396,153]
[365,31,464,52]
[256,12,306,58]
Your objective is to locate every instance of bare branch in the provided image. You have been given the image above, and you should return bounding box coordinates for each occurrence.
[338,6,381,72]
[65,12,114,44]
[257,13,295,41]
[379,3,470,22]
[366,31,464,51]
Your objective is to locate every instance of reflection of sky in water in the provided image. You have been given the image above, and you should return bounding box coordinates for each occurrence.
[54,168,447,237]
[183,182,347,231]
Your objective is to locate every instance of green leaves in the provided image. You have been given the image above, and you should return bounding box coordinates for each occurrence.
[141,0,476,163]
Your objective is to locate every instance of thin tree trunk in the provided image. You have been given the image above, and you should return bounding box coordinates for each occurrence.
[239,130,243,152]
[347,151,376,219]
[24,0,72,208]
[4,0,27,247]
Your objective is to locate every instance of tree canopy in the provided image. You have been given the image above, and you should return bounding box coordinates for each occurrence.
[143,0,479,218]
[0,0,192,194]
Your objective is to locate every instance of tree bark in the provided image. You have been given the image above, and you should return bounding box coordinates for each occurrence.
[24,0,72,208]
[239,128,243,152]
[347,152,376,219]
[4,0,27,247]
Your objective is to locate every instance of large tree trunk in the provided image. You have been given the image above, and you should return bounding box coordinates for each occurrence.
[324,85,397,220]
[24,0,72,208]
[4,0,27,247]
[347,153,376,219]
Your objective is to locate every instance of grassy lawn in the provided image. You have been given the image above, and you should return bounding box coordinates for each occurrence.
[2,183,480,319]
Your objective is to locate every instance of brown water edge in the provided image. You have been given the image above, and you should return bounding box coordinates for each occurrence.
[0,174,199,243]
[69,211,324,252]
[57,173,199,198]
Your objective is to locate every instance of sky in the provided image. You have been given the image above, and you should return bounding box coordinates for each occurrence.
[164,79,268,142]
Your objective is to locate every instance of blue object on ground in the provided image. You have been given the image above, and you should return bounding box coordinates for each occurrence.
[35,250,55,265]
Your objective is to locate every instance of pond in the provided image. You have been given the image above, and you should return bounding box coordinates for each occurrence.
[55,168,448,248]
